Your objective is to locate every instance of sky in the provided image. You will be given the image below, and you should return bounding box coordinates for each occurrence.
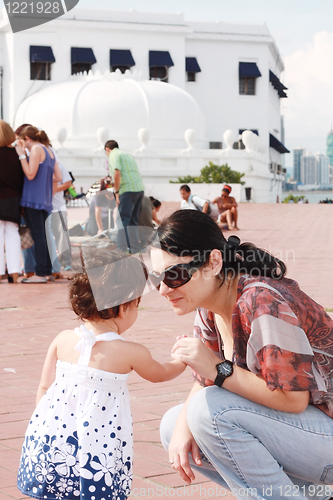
[76,0,333,167]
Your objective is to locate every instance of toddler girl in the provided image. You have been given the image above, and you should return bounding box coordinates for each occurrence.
[17,247,186,500]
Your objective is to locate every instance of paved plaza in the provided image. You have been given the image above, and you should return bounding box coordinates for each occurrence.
[0,202,332,500]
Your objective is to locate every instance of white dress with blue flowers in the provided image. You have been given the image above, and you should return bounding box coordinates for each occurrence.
[17,326,133,500]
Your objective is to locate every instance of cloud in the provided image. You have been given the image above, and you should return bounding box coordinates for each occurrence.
[283,31,333,154]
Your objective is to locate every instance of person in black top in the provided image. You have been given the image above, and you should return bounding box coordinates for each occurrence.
[0,121,24,283]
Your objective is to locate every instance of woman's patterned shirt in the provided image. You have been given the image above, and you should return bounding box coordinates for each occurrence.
[193,275,333,418]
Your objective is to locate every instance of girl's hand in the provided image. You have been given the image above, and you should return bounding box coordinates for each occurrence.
[171,337,221,380]
[169,420,202,484]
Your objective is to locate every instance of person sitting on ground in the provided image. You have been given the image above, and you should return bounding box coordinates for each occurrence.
[17,246,186,500]
[179,184,218,222]
[86,177,116,236]
[213,184,239,230]
[150,196,162,226]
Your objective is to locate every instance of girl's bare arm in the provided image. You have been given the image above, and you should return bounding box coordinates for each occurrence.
[127,342,186,383]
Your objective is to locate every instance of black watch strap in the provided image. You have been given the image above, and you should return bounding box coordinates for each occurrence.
[214,360,234,387]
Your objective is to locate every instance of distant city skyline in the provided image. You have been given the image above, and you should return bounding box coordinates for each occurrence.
[1,0,332,168]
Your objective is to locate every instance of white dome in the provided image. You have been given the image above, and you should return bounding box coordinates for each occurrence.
[14,72,207,150]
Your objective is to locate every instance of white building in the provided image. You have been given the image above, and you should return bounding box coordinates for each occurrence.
[0,8,289,202]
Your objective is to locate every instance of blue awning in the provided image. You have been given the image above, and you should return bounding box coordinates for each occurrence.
[269,133,290,154]
[149,51,174,68]
[269,70,288,98]
[239,62,261,78]
[71,47,97,65]
[110,49,135,67]
[186,57,201,73]
[30,46,55,63]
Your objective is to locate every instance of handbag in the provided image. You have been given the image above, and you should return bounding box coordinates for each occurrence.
[19,225,34,250]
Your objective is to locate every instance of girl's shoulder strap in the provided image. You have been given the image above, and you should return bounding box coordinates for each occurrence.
[74,325,125,366]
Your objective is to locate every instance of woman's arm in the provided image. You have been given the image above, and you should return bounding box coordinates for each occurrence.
[168,382,204,484]
[15,144,42,180]
[36,337,58,405]
[171,338,309,413]
[128,342,186,383]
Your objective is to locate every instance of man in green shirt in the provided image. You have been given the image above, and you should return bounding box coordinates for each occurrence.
[105,140,144,253]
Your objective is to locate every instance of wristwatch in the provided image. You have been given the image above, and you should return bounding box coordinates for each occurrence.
[19,154,27,160]
[214,360,234,387]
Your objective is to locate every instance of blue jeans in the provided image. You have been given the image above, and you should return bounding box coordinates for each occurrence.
[22,245,36,273]
[24,208,52,277]
[117,191,144,253]
[160,387,333,500]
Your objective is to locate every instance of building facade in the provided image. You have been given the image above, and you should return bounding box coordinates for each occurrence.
[0,8,288,201]
[293,147,305,183]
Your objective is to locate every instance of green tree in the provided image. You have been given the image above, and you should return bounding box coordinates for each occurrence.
[170,162,245,184]
[282,194,305,204]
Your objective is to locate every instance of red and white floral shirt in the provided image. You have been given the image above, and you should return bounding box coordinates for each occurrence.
[193,275,333,418]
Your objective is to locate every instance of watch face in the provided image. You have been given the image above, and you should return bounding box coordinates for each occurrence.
[217,362,233,377]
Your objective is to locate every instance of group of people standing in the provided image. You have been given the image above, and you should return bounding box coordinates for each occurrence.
[0,120,72,284]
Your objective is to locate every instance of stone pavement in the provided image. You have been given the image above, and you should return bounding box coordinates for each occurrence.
[0,203,332,500]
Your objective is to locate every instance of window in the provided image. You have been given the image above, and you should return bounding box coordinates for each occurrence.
[71,48,97,75]
[238,62,261,96]
[150,66,168,82]
[187,72,196,82]
[30,62,51,80]
[185,57,201,82]
[149,51,174,83]
[71,62,93,75]
[209,142,222,150]
[111,65,130,74]
[110,50,135,74]
[239,77,255,95]
[30,45,55,81]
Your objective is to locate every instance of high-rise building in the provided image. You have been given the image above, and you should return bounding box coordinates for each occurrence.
[326,129,333,166]
[300,153,316,185]
[316,153,329,185]
[326,129,333,183]
[293,147,305,182]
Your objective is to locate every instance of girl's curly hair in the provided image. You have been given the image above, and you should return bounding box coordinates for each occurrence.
[69,246,148,321]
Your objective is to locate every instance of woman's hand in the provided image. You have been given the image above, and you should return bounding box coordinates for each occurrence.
[171,337,221,381]
[15,144,25,157]
[169,418,202,484]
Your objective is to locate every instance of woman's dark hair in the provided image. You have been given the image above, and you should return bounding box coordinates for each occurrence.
[149,196,161,209]
[14,123,32,135]
[105,140,119,150]
[155,210,286,281]
[180,184,191,193]
[223,184,232,194]
[69,246,148,321]
[18,125,51,147]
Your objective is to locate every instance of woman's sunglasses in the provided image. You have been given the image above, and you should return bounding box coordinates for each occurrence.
[149,258,204,290]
